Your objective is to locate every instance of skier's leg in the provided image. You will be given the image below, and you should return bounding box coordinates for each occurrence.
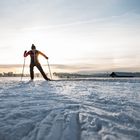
[36,64,50,80]
[30,64,34,80]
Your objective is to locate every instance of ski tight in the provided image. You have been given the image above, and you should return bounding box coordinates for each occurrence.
[30,63,49,80]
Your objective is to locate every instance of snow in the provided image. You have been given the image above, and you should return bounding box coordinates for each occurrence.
[0,77,140,140]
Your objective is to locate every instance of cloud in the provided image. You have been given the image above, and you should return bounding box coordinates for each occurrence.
[0,64,23,68]
[21,18,104,31]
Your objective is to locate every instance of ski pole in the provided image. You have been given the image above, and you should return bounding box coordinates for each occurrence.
[21,57,26,81]
[47,60,52,80]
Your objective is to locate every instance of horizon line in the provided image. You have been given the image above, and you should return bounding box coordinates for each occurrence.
[0,64,140,73]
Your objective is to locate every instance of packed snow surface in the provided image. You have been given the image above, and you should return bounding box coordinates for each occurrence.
[0,77,140,140]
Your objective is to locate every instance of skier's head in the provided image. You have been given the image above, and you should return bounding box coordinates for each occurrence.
[31,44,36,50]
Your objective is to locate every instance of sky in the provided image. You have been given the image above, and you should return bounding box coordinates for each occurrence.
[0,0,140,73]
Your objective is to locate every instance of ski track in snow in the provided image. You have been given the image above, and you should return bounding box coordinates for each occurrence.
[0,77,140,140]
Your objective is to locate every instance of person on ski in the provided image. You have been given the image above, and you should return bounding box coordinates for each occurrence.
[24,44,50,81]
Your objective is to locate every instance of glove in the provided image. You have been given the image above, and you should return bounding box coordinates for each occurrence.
[24,51,27,57]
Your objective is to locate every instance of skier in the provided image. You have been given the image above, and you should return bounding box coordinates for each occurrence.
[24,44,50,81]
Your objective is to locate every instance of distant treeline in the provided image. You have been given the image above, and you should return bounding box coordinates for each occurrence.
[53,72,110,78]
[1,72,140,78]
[0,72,34,77]
[53,72,140,78]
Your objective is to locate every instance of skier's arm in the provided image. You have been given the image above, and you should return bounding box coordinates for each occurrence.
[23,50,31,57]
[39,51,49,59]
